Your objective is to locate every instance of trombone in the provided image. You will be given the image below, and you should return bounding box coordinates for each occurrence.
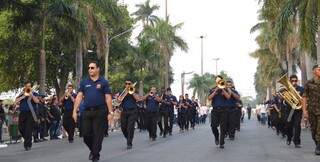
[112,82,137,107]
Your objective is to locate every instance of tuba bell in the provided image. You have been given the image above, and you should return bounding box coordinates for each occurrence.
[277,74,302,110]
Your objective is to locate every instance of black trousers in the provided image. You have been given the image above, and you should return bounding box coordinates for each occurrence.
[146,111,158,139]
[121,109,138,146]
[178,111,186,130]
[19,112,35,149]
[168,110,174,133]
[82,108,106,160]
[286,110,302,144]
[137,108,146,130]
[158,110,169,136]
[63,111,76,141]
[228,108,237,138]
[211,108,228,145]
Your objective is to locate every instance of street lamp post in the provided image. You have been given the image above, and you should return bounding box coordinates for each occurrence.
[212,58,220,75]
[105,26,135,79]
[181,71,193,95]
[199,36,205,75]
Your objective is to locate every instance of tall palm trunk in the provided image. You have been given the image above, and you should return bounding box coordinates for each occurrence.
[75,41,83,89]
[299,50,307,85]
[317,29,320,64]
[164,48,170,89]
[139,68,144,95]
[39,16,47,95]
[305,51,315,80]
[286,50,294,76]
[104,31,109,79]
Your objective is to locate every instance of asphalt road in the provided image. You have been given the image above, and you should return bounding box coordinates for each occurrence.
[0,119,319,162]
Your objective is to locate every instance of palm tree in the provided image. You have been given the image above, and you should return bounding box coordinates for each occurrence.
[132,0,160,27]
[73,0,121,84]
[1,0,79,94]
[144,18,188,89]
[277,0,319,64]
[188,73,215,105]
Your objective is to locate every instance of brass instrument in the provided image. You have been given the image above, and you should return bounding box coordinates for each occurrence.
[277,74,302,121]
[64,92,71,100]
[217,79,226,89]
[24,87,32,96]
[112,82,137,107]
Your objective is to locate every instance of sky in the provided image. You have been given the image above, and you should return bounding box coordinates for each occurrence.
[124,0,260,98]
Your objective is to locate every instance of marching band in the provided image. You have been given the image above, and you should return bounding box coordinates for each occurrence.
[7,62,320,162]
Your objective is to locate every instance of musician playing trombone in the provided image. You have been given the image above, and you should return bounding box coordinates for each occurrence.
[117,79,140,150]
[15,81,40,151]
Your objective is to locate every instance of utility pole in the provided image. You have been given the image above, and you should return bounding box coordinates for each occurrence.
[181,71,193,95]
[212,58,220,75]
[165,0,168,20]
[200,36,204,75]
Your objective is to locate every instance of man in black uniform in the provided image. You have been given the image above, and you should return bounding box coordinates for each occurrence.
[15,81,40,151]
[208,76,231,149]
[185,94,193,131]
[117,79,140,149]
[143,87,161,141]
[165,88,177,135]
[73,61,113,162]
[177,95,187,132]
[60,84,77,143]
[247,104,252,120]
[190,96,199,129]
[158,91,170,138]
[285,75,304,148]
[225,81,240,140]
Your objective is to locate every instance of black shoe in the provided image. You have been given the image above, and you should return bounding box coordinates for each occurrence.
[163,134,167,138]
[151,138,156,141]
[89,153,93,160]
[34,139,40,143]
[69,140,74,143]
[24,146,31,151]
[159,131,163,136]
[286,140,291,145]
[315,145,320,155]
[219,145,224,149]
[215,140,219,146]
[295,144,301,148]
[127,145,132,150]
[92,159,99,162]
[169,132,172,136]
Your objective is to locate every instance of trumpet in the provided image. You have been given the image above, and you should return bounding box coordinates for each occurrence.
[24,87,32,96]
[64,92,71,100]
[217,79,226,89]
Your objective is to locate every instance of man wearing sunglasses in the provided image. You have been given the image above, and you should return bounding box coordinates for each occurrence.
[73,61,113,162]
[117,79,140,150]
[285,74,304,148]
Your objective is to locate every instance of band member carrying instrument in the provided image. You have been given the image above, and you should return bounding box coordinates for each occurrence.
[117,79,140,149]
[15,81,40,151]
[184,94,193,131]
[165,88,177,135]
[142,87,161,141]
[225,80,240,140]
[177,95,187,132]
[208,75,231,149]
[282,75,304,148]
[158,90,171,138]
[303,65,320,155]
[60,84,77,143]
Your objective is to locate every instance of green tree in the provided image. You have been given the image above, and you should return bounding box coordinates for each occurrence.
[132,0,159,27]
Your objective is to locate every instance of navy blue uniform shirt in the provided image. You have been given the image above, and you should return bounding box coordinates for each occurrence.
[78,77,111,109]
[146,95,160,112]
[19,92,39,112]
[63,93,77,112]
[209,87,228,108]
[121,94,137,110]
[226,89,240,108]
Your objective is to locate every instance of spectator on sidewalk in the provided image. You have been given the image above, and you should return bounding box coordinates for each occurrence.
[0,99,5,143]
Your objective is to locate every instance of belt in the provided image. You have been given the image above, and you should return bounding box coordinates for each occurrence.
[85,106,103,111]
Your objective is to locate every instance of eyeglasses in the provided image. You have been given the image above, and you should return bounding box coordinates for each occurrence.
[125,83,131,85]
[291,80,298,82]
[88,66,95,70]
